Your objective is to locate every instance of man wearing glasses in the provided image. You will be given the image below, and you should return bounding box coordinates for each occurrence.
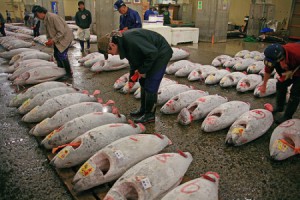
[261,43,300,123]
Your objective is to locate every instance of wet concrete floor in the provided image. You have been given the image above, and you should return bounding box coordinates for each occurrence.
[0,39,299,200]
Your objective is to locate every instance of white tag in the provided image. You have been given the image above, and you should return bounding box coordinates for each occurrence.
[141,177,152,190]
[114,150,124,159]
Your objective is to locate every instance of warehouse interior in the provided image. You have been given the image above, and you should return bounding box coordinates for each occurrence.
[0,0,299,200]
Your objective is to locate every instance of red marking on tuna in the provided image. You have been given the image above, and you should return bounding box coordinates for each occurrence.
[279,120,295,127]
[129,136,138,142]
[52,141,81,154]
[198,98,205,102]
[178,150,188,158]
[154,133,164,139]
[180,180,200,194]
[279,139,300,154]
[55,126,64,133]
[250,110,266,119]
[155,154,174,163]
[205,171,220,179]
[239,82,247,88]
[137,123,146,132]
[206,117,216,125]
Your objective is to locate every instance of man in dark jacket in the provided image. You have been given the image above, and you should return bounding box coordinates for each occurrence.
[144,7,154,21]
[0,12,6,36]
[98,29,173,124]
[261,43,300,123]
[75,1,92,52]
[114,0,142,31]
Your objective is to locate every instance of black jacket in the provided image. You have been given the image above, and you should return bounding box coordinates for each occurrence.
[117,28,173,77]
[75,9,92,29]
[0,13,5,24]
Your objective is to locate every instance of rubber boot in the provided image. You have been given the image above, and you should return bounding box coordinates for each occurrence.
[59,59,72,80]
[272,90,286,114]
[275,96,300,124]
[130,87,145,117]
[79,40,84,52]
[134,92,157,124]
[86,40,90,50]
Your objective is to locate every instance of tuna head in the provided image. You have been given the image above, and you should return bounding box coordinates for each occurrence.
[220,72,246,88]
[72,134,171,192]
[225,109,273,146]
[177,107,193,125]
[236,74,262,92]
[113,73,129,89]
[269,119,300,160]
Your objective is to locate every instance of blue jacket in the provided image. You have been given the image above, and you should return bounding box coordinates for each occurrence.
[144,9,154,20]
[119,8,142,30]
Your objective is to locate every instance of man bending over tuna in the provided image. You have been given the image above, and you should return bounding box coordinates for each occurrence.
[98,29,173,124]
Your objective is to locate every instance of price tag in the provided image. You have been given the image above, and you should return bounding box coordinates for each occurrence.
[114,150,124,159]
[141,177,152,190]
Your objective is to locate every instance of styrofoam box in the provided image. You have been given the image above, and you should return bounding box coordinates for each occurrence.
[143,25,172,45]
[171,27,199,45]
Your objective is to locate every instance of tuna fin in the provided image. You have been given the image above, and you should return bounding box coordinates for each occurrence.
[97,98,103,103]
[177,150,188,158]
[93,90,101,96]
[112,106,121,117]
[128,119,137,128]
[264,103,273,112]
[104,100,115,106]
[82,90,89,95]
[154,133,164,139]
[52,141,81,154]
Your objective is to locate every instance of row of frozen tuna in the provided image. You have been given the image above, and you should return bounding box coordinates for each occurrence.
[166,60,277,97]
[0,48,66,85]
[78,47,190,73]
[5,24,34,36]
[8,81,221,199]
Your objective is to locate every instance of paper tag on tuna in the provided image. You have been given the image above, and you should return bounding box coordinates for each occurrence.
[141,177,152,190]
[22,99,30,108]
[114,150,124,159]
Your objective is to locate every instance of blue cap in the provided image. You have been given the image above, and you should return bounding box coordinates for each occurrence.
[264,44,285,67]
[114,0,126,10]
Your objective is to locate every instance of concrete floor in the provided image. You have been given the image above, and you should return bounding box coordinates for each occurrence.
[0,39,299,200]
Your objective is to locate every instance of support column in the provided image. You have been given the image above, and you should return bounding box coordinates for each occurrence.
[194,0,229,43]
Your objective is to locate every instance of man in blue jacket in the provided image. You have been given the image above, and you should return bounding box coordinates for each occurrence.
[98,29,173,124]
[114,0,142,31]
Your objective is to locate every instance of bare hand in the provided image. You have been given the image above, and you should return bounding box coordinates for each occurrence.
[259,84,267,94]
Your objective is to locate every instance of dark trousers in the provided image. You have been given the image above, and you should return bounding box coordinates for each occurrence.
[277,76,300,99]
[138,54,172,94]
[0,23,6,36]
[33,28,40,37]
[53,45,72,76]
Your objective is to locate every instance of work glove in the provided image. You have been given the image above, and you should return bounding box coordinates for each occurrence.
[45,39,53,47]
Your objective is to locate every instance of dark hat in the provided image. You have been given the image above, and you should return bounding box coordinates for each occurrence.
[264,44,285,67]
[32,5,47,16]
[114,0,126,10]
[78,1,85,6]
[98,31,122,59]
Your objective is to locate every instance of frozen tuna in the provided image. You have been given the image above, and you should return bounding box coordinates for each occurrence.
[253,53,265,61]
[235,50,250,58]
[232,58,256,71]
[243,51,261,59]
[113,73,129,89]
[90,55,129,72]
[247,61,264,74]
[223,57,242,68]
[83,54,105,68]
[175,63,200,77]
[161,90,209,114]
[13,66,66,86]
[22,93,98,123]
[170,47,190,61]
[219,72,247,87]
[30,101,113,136]
[211,55,231,67]
[161,172,220,200]
[9,81,70,107]
[269,119,300,160]
[78,52,102,63]
[72,133,171,192]
[49,123,146,168]
[134,78,178,99]
[201,101,250,132]
[103,152,193,200]
[157,84,193,105]
[236,74,262,92]
[18,87,79,114]
[166,60,194,75]
[0,48,38,59]
[188,65,218,81]
[120,81,140,94]
[205,69,230,85]
[225,109,273,146]
[43,112,126,148]
[10,51,52,65]
[178,95,228,125]
[254,79,277,97]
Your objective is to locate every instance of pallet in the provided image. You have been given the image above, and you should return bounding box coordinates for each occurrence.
[35,136,191,200]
